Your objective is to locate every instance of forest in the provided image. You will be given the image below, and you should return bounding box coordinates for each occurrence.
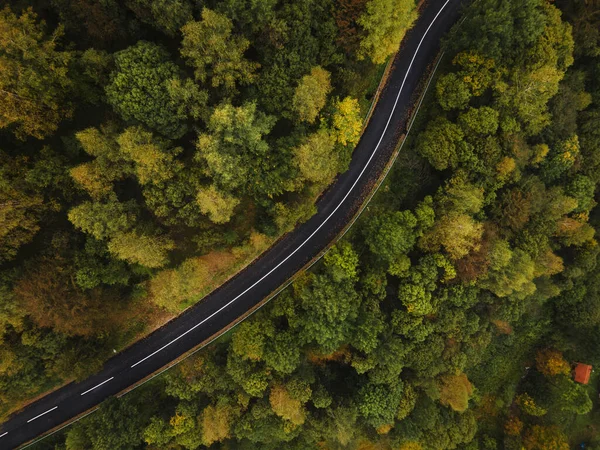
[0,0,409,420]
[3,0,600,448]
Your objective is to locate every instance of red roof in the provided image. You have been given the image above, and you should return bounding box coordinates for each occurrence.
[574,363,592,384]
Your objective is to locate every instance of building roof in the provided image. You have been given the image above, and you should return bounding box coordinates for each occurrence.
[574,363,592,385]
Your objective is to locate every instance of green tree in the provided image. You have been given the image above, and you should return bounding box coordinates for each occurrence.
[0,159,43,263]
[523,425,569,450]
[106,41,188,138]
[323,241,360,282]
[480,242,537,298]
[297,274,362,353]
[125,0,192,36]
[292,66,332,123]
[357,381,404,428]
[68,198,137,241]
[417,118,469,171]
[195,102,275,193]
[363,210,418,264]
[66,397,149,450]
[181,8,259,90]
[458,106,500,135]
[0,7,73,139]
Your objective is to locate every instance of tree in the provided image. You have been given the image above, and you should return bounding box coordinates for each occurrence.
[363,210,418,264]
[292,66,332,123]
[458,106,499,135]
[334,0,369,53]
[14,259,126,337]
[107,231,174,268]
[67,397,149,450]
[357,381,404,428]
[125,0,193,36]
[106,41,188,138]
[71,125,131,199]
[420,213,483,261]
[357,0,418,64]
[523,425,569,450]
[269,384,307,425]
[201,403,239,446]
[117,127,179,186]
[323,241,360,282]
[0,7,73,139]
[398,283,432,316]
[232,318,274,361]
[297,274,362,353]
[480,243,536,298]
[436,73,472,110]
[51,0,127,47]
[68,198,137,241]
[566,174,597,213]
[148,257,211,311]
[196,184,240,224]
[294,130,339,184]
[195,102,275,193]
[516,393,547,417]
[437,373,473,412]
[535,348,570,378]
[332,96,363,147]
[417,118,469,171]
[0,160,43,263]
[548,376,593,415]
[181,8,259,90]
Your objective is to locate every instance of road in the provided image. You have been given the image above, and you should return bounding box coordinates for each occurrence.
[0,0,463,447]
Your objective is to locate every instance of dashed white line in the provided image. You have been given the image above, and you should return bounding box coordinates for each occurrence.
[80,377,115,396]
[131,0,453,369]
[27,406,58,423]
[0,432,8,438]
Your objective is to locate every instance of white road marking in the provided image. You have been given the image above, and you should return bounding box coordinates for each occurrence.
[131,0,452,369]
[0,432,7,438]
[80,377,115,396]
[27,407,58,423]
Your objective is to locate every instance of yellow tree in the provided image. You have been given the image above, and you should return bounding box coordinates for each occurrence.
[201,403,238,446]
[269,384,307,425]
[357,0,418,64]
[294,130,339,185]
[523,425,569,450]
[107,231,174,268]
[333,97,363,147]
[437,372,474,412]
[535,348,571,377]
[196,184,240,224]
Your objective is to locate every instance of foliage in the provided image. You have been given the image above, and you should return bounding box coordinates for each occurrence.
[4,0,600,448]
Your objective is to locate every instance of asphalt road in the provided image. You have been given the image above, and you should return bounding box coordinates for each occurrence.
[0,1,463,447]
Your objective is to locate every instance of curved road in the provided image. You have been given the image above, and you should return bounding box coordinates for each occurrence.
[1,1,463,447]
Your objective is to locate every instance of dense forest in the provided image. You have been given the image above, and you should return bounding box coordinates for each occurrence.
[0,0,413,419]
[3,0,600,448]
